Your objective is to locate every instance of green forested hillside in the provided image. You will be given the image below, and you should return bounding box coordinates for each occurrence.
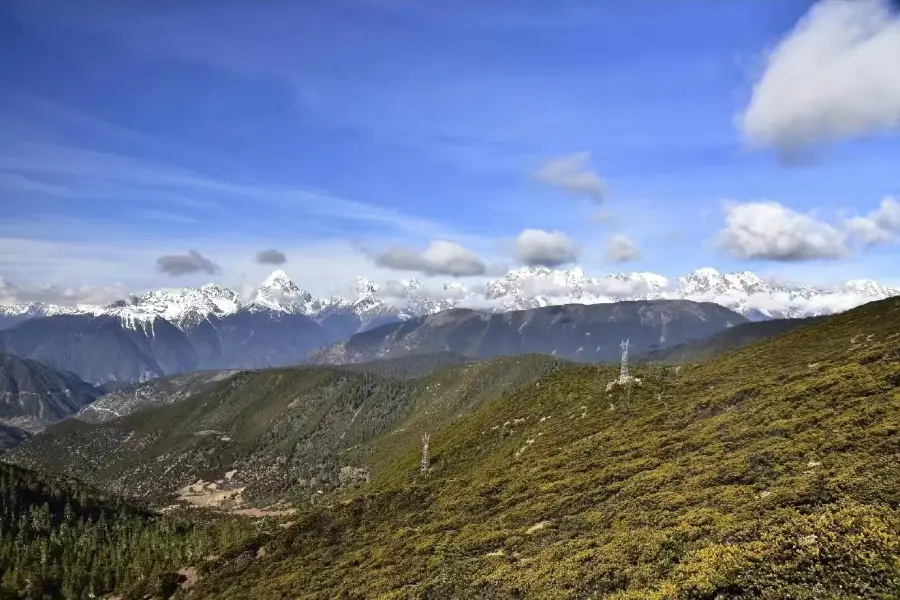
[7,355,568,508]
[186,298,900,599]
[0,463,265,600]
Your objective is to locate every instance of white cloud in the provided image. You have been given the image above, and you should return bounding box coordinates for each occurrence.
[515,229,579,267]
[0,277,127,306]
[534,151,604,202]
[519,276,571,298]
[740,0,900,151]
[604,233,641,263]
[845,196,900,246]
[716,201,849,261]
[583,279,657,298]
[373,240,487,277]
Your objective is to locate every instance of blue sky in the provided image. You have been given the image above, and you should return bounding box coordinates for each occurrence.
[1,0,899,299]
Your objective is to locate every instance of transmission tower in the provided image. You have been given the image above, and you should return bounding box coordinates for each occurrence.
[619,338,630,382]
[421,432,430,474]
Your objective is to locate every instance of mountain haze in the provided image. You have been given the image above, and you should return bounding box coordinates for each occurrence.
[308,300,746,365]
[0,351,102,434]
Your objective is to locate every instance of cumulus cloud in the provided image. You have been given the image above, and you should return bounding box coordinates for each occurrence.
[155,250,221,276]
[535,152,605,202]
[716,201,849,261]
[583,278,657,298]
[0,277,127,306]
[515,229,579,267]
[604,233,641,263]
[519,276,571,298]
[740,0,900,152]
[255,249,287,265]
[379,280,410,299]
[374,240,486,277]
[845,196,900,246]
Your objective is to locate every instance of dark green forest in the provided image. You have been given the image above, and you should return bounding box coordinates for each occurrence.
[0,463,263,600]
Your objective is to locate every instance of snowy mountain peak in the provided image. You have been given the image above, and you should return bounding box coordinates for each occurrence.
[2,267,899,331]
[690,267,721,278]
[253,270,312,313]
[261,269,295,289]
[352,277,380,297]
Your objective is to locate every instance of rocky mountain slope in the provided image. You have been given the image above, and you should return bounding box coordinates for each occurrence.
[308,300,746,365]
[0,310,329,385]
[6,355,567,508]
[189,295,900,599]
[0,351,102,435]
[76,368,245,424]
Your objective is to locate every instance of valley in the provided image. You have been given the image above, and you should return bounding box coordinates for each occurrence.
[0,295,898,598]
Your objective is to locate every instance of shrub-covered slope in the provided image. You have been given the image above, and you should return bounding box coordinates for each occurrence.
[190,297,900,599]
[7,355,567,508]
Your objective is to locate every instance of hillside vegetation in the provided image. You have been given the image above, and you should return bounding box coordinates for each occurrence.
[0,462,266,600]
[186,297,900,599]
[7,355,568,508]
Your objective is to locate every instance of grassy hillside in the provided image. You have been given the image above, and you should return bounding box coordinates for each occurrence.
[187,297,900,599]
[636,316,826,364]
[8,355,567,509]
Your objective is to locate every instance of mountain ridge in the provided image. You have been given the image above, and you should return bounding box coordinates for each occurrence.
[307,299,747,365]
[3,267,897,334]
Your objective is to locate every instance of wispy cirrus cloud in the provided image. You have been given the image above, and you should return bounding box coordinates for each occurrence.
[0,140,475,243]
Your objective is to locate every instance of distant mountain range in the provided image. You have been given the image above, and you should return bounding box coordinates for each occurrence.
[0,267,895,383]
[2,267,897,331]
[308,300,746,365]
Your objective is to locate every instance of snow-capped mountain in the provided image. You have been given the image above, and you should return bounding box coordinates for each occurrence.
[251,269,315,314]
[1,267,898,333]
[103,283,242,330]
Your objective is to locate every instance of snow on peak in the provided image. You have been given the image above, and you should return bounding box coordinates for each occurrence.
[3,267,899,329]
[690,267,721,278]
[260,269,295,290]
[252,270,313,313]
